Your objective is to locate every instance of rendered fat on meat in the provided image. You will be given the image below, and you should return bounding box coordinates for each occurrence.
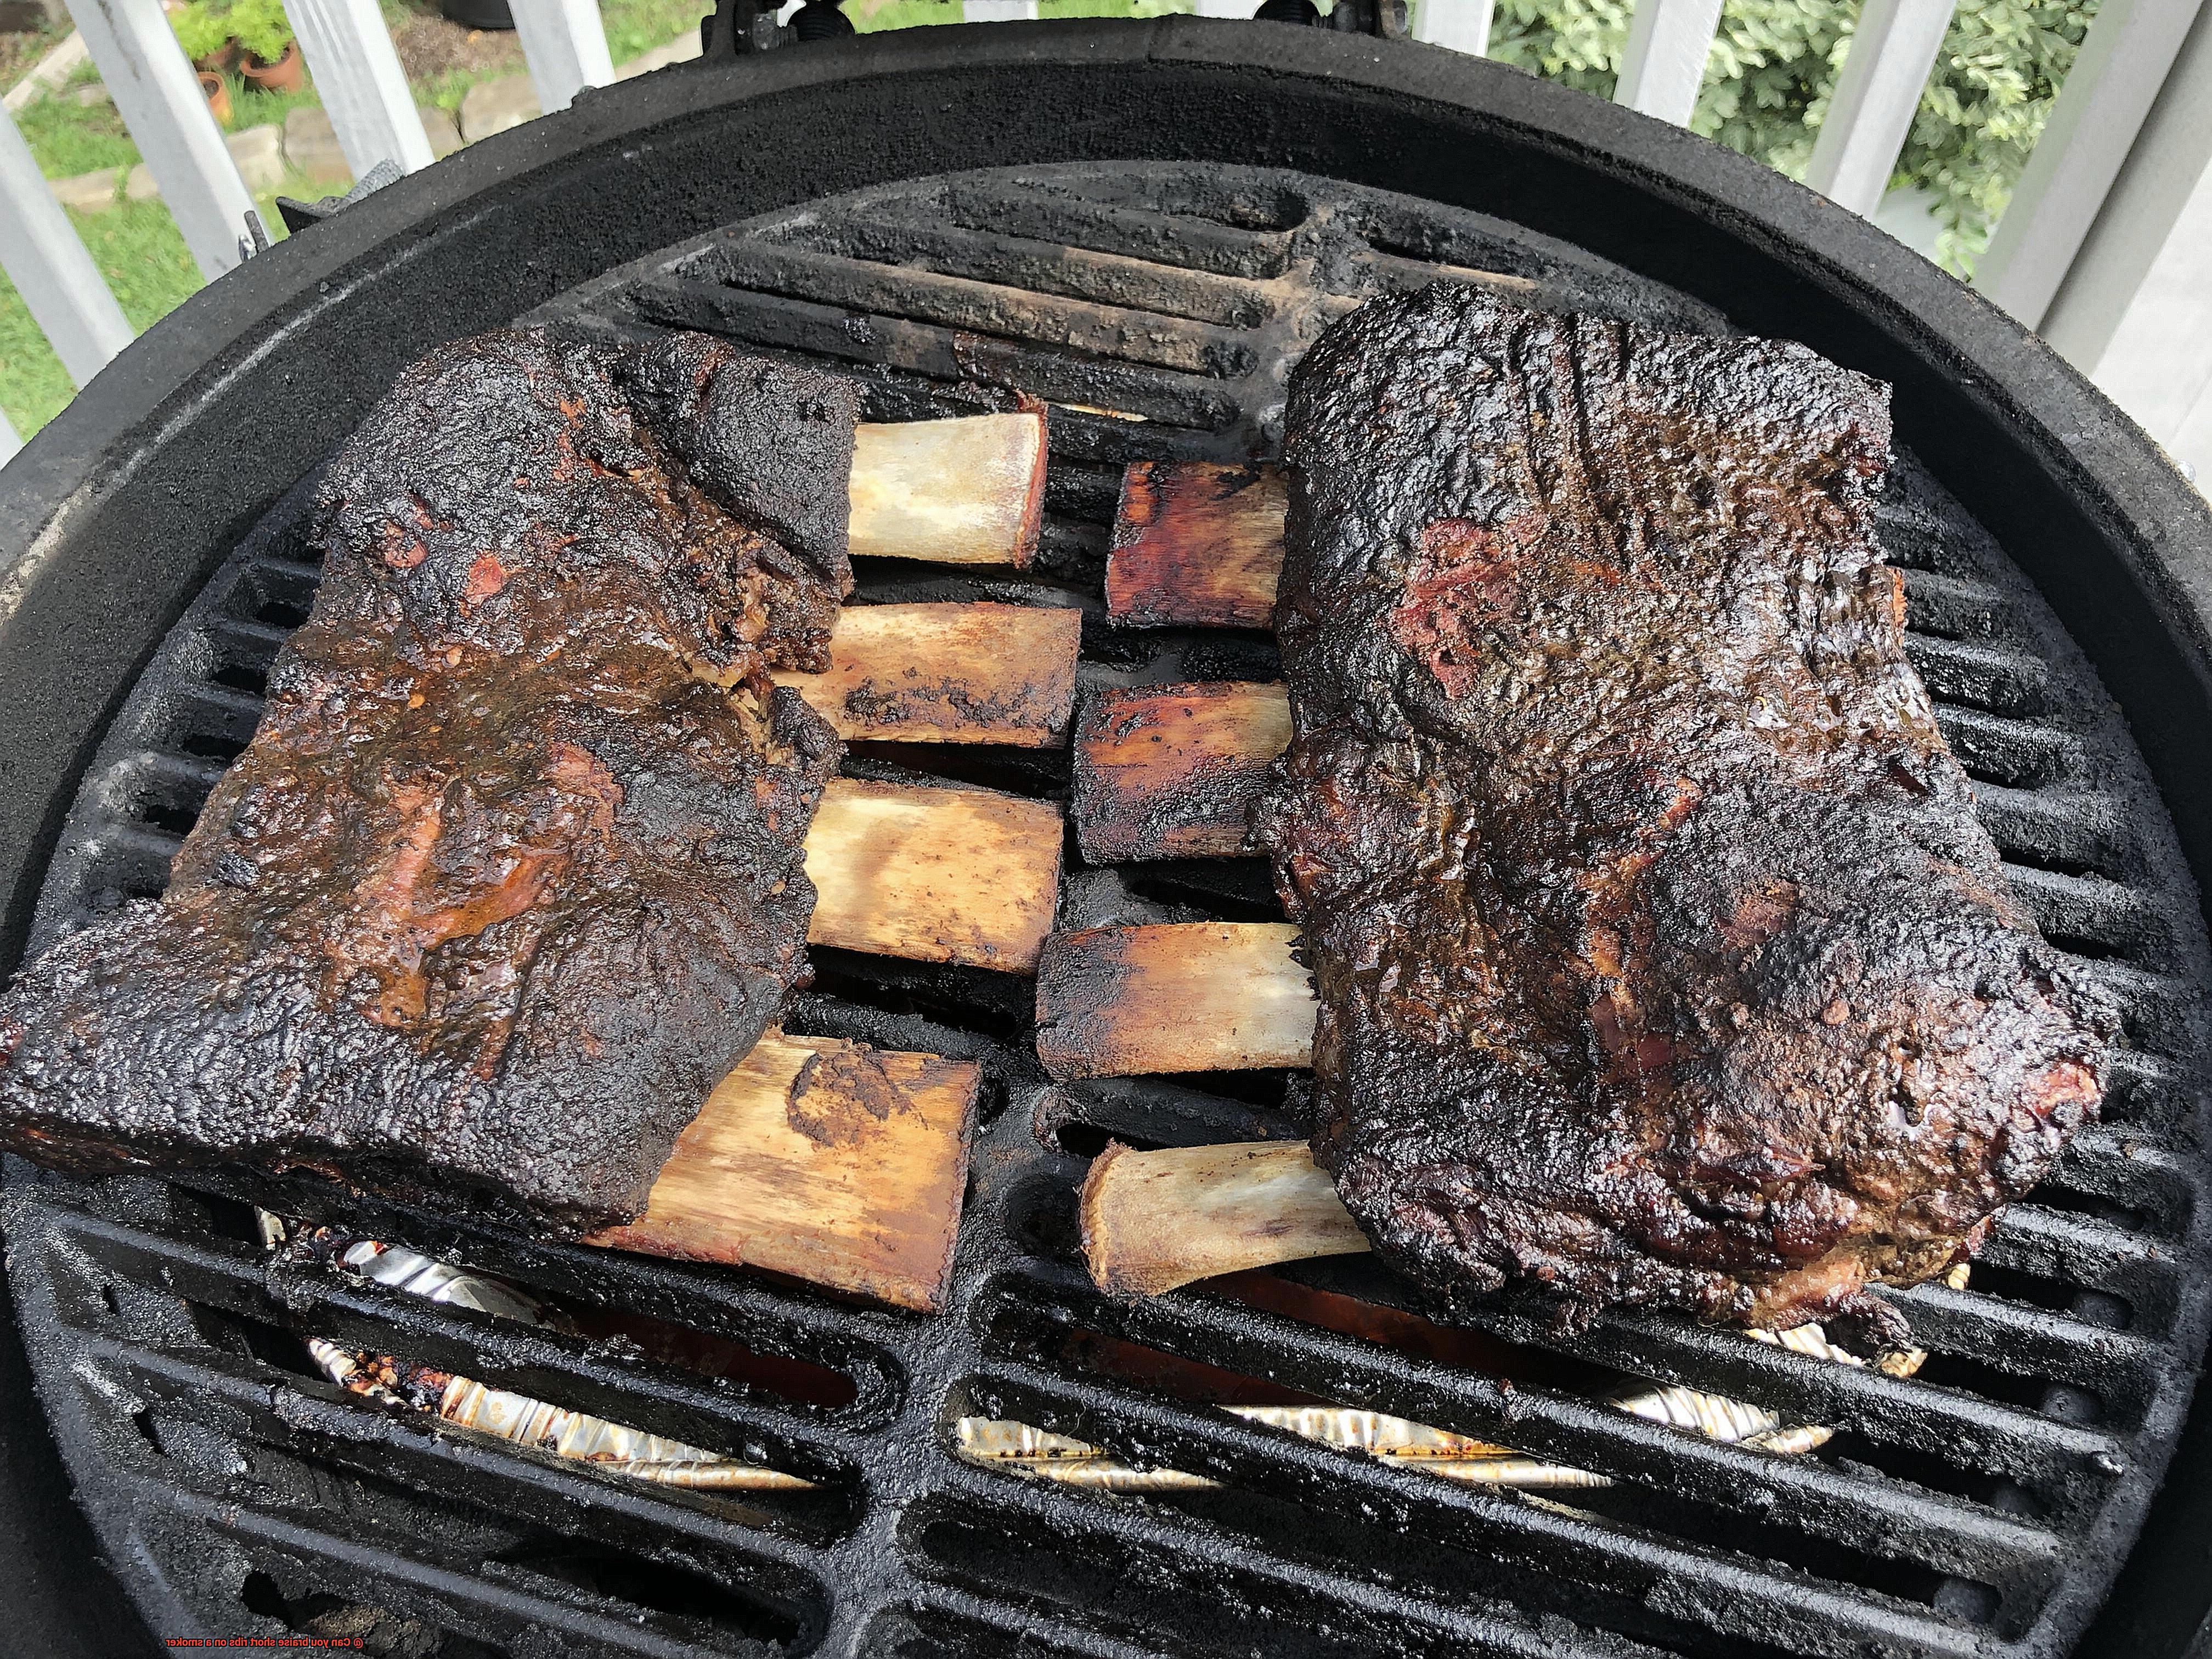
[0,328,855,1234]
[1253,286,2117,1335]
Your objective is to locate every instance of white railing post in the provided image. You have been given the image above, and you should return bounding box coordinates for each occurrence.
[285,0,434,177]
[1615,0,1724,126]
[64,0,255,278]
[509,0,615,113]
[0,409,20,464]
[1414,0,1493,54]
[1803,0,1955,218]
[2038,1,2212,481]
[0,105,133,386]
[1190,1,1252,13]
[964,1,1040,17]
[1972,0,2204,329]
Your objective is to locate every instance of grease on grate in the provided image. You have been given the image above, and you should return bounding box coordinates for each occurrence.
[281,1221,815,1493]
[282,1206,1942,1500]
[953,1271,1960,1493]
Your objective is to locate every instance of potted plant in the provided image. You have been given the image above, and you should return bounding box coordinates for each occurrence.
[230,0,304,92]
[169,0,240,72]
[168,0,304,94]
[196,67,233,122]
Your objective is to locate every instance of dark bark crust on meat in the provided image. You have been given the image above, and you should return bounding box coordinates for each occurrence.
[0,328,855,1234]
[1254,287,2118,1333]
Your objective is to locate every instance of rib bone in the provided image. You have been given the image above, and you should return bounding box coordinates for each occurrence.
[1071,680,1291,860]
[849,411,1047,568]
[1036,921,1315,1078]
[1104,460,1285,627]
[780,602,1081,746]
[591,1030,981,1311]
[808,778,1062,972]
[1080,1139,1370,1297]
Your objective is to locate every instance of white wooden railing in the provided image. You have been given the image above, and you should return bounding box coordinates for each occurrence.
[0,0,2208,477]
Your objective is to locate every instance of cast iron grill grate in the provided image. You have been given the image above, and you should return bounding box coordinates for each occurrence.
[5,163,2208,1659]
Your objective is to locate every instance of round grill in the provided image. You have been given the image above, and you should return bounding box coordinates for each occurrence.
[4,28,2211,1659]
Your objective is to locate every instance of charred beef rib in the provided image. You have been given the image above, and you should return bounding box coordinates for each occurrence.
[1251,286,2117,1334]
[0,328,853,1234]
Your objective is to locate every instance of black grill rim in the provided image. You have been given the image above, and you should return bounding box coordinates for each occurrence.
[1,21,2211,1659]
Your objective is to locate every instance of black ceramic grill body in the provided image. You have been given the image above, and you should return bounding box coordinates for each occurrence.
[3,22,2211,1659]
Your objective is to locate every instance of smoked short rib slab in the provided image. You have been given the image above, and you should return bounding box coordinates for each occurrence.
[0,328,854,1235]
[1257,287,2117,1333]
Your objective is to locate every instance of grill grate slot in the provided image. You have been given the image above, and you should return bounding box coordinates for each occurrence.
[1934,707,2082,791]
[1904,635,2052,716]
[54,1217,871,1503]
[10,162,2209,1659]
[949,1355,2028,1655]
[707,242,1259,380]
[935,182,1300,280]
[162,1476,811,1657]
[1265,1249,2130,1499]
[905,1477,1682,1659]
[823,215,1276,331]
[631,279,1244,433]
[1900,569,2016,639]
[977,1269,2071,1594]
[1973,785,2137,883]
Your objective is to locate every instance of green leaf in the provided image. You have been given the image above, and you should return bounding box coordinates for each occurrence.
[1489,0,2100,274]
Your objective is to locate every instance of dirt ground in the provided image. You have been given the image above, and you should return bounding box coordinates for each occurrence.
[390,2,526,83]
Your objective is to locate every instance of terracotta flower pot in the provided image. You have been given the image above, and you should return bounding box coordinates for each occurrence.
[240,41,306,94]
[196,67,231,125]
[192,37,243,75]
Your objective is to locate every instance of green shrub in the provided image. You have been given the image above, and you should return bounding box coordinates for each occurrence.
[1488,0,2098,272]
[229,0,298,63]
[168,0,235,63]
[170,0,295,66]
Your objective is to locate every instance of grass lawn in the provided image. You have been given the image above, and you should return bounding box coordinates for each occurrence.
[601,0,707,61]
[0,187,319,437]
[0,52,334,439]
